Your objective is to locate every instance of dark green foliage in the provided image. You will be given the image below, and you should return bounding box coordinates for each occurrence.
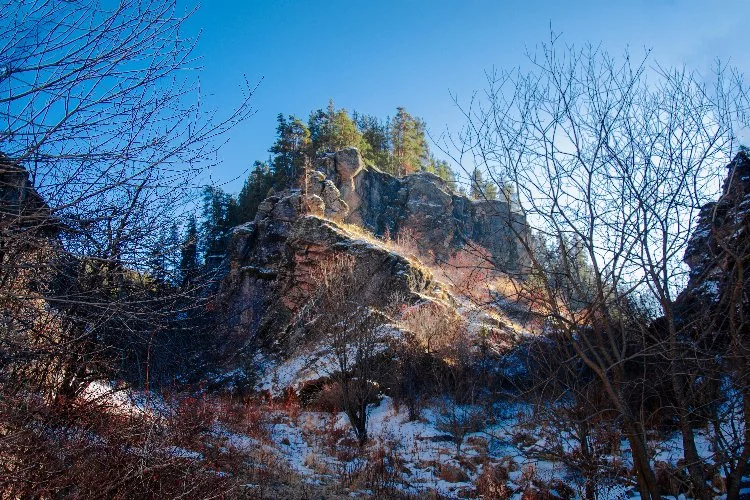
[354,107,441,180]
[309,100,369,156]
[355,112,395,170]
[469,167,497,200]
[390,107,429,176]
[200,186,237,265]
[269,113,311,187]
[179,214,200,287]
[485,181,498,200]
[236,161,273,223]
[147,222,181,285]
[264,104,451,183]
[427,157,457,190]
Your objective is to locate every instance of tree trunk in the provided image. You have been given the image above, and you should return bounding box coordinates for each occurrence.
[726,391,750,500]
[625,422,661,500]
[664,306,709,499]
[670,369,709,498]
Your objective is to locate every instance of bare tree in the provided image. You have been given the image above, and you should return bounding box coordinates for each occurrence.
[2,0,254,266]
[450,36,748,498]
[1,0,256,390]
[304,255,389,445]
[0,0,255,495]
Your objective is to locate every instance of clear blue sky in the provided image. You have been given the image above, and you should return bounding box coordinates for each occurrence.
[183,0,750,192]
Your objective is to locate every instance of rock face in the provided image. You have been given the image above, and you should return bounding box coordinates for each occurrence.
[218,189,447,353]
[320,148,527,269]
[0,153,55,232]
[679,151,750,312]
[217,147,527,360]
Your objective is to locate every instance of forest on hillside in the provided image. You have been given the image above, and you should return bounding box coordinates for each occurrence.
[1,1,750,499]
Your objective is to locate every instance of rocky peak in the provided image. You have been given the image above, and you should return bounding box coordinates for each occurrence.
[319,148,527,269]
[216,147,528,368]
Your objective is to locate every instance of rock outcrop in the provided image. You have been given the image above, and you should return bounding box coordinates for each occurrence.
[679,151,750,313]
[0,153,56,233]
[217,188,449,353]
[217,147,527,365]
[320,148,527,269]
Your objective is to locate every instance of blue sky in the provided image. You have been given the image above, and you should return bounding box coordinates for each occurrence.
[183,0,750,192]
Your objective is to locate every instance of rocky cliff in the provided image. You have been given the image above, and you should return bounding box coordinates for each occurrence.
[320,148,527,269]
[217,148,527,359]
[679,150,750,315]
[217,187,451,357]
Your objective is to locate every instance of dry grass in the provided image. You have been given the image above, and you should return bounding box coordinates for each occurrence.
[326,219,435,277]
[398,301,464,354]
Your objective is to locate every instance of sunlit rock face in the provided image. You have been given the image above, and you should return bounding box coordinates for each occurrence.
[217,147,527,361]
[217,189,446,353]
[321,147,527,269]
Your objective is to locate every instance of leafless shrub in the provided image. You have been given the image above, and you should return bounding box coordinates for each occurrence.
[435,398,485,456]
[302,254,390,444]
[476,461,513,499]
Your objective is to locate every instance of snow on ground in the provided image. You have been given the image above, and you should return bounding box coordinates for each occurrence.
[242,394,746,499]
[256,396,596,498]
[80,380,170,419]
[255,326,402,397]
[85,378,744,499]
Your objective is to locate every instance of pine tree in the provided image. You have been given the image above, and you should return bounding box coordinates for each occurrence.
[269,114,311,188]
[309,100,368,156]
[236,161,273,223]
[355,113,394,171]
[427,157,457,191]
[469,167,498,200]
[147,223,180,284]
[179,214,199,287]
[469,167,485,199]
[390,107,428,176]
[484,181,498,200]
[148,230,168,283]
[200,186,235,265]
[165,222,180,281]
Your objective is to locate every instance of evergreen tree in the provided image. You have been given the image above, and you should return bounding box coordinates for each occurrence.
[390,107,429,176]
[484,180,498,200]
[148,231,168,283]
[179,214,200,287]
[469,167,498,200]
[147,222,180,284]
[235,161,273,223]
[200,186,235,265]
[355,113,395,171]
[269,114,310,187]
[309,100,369,156]
[469,167,485,199]
[427,157,457,191]
[500,180,515,204]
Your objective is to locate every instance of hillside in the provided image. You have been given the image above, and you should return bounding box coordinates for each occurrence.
[3,3,750,496]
